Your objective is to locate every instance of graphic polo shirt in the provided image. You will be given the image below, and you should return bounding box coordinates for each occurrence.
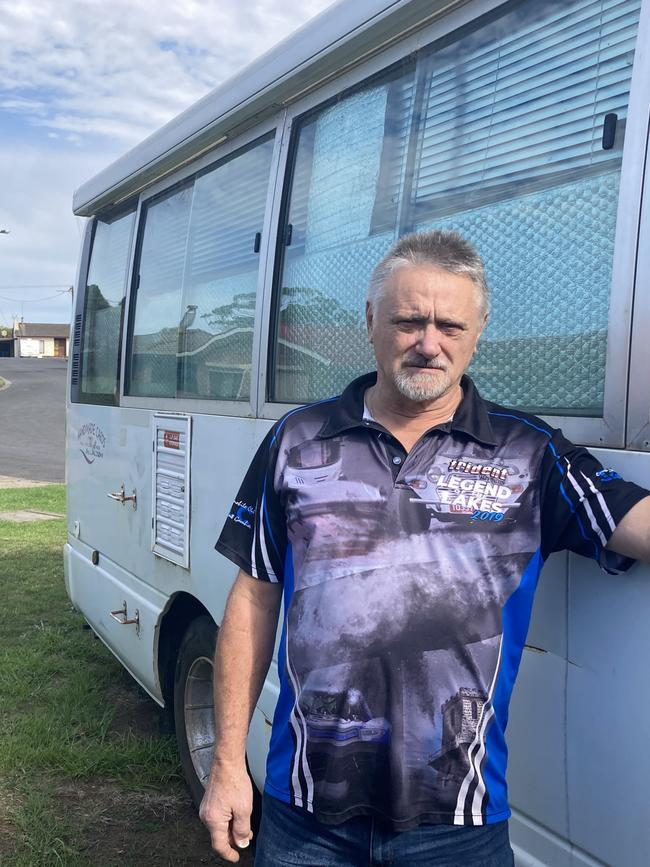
[215,373,648,831]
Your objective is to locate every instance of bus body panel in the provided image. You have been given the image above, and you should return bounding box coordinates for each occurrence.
[65,542,166,701]
[507,449,650,867]
[65,0,650,862]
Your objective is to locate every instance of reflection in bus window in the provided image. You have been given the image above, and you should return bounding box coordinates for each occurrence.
[272,0,641,415]
[179,137,274,400]
[81,209,135,401]
[127,136,274,400]
[273,67,415,404]
[129,183,193,397]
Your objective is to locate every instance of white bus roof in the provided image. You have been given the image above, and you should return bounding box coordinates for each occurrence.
[73,0,456,217]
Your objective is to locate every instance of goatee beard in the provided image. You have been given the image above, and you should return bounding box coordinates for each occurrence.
[393,368,451,402]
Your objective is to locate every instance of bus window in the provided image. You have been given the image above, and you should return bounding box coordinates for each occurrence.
[409,0,641,417]
[178,136,274,400]
[272,0,641,416]
[128,182,194,397]
[127,136,274,400]
[79,208,135,403]
[271,65,415,404]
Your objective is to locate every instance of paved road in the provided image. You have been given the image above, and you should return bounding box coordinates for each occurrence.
[0,358,67,482]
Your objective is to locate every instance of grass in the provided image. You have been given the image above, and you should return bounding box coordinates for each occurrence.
[0,486,66,514]
[0,485,225,866]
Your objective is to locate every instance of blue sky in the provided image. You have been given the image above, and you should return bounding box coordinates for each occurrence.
[0,0,333,326]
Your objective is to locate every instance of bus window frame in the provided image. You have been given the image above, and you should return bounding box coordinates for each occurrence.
[70,200,137,406]
[624,0,650,452]
[256,0,649,450]
[118,118,282,418]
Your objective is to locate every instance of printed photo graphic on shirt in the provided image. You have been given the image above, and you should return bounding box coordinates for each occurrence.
[286,628,503,819]
[283,436,393,567]
[279,433,539,819]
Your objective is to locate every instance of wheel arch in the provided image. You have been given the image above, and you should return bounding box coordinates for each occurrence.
[156,592,216,711]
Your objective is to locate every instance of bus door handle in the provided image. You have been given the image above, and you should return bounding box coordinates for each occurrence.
[107,484,137,510]
[110,600,140,635]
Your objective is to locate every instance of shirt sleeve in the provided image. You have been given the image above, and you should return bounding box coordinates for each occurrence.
[539,428,649,573]
[215,424,287,583]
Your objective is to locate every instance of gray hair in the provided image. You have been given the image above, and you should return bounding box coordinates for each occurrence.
[367,230,490,317]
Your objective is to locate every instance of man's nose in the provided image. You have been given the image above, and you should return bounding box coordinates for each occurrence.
[416,325,442,358]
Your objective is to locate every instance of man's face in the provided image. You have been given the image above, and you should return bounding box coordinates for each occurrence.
[366,264,487,404]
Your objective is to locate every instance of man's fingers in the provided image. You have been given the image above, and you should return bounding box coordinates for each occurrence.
[208,822,241,863]
[230,808,253,849]
[199,801,242,863]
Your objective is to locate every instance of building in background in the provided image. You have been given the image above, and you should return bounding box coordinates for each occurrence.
[0,325,14,357]
[6,319,70,358]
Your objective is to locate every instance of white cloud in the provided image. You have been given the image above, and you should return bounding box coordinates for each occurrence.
[0,0,335,323]
[0,0,335,145]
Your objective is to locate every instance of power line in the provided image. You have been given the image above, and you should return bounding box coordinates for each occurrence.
[0,284,72,289]
[0,290,71,303]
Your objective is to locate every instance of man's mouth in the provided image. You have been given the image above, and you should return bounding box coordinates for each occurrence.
[403,360,447,372]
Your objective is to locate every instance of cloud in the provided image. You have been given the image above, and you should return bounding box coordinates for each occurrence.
[0,0,334,323]
[0,142,109,323]
[0,0,334,145]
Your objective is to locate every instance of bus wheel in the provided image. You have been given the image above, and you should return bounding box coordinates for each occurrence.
[173,615,262,830]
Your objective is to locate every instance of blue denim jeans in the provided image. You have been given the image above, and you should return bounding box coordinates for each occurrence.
[254,793,514,866]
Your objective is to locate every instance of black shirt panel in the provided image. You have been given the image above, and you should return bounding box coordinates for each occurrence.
[215,421,289,583]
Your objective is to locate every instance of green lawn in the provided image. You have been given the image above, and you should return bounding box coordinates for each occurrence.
[0,486,223,866]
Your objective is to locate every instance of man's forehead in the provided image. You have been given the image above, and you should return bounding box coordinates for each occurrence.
[380,264,481,309]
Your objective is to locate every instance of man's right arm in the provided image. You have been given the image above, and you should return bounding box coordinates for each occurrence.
[199,568,283,863]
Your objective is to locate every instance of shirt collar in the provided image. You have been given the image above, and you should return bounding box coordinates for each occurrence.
[317,372,497,447]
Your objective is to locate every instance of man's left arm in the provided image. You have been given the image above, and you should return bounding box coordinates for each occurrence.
[606,495,650,562]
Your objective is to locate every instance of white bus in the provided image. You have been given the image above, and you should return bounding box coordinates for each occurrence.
[64,0,650,863]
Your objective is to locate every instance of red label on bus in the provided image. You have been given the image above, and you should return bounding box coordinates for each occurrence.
[164,431,181,449]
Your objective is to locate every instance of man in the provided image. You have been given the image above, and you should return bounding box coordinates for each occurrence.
[200,231,650,865]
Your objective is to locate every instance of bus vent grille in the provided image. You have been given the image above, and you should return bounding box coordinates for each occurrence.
[70,314,82,385]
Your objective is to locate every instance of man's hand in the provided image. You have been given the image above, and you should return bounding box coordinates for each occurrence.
[199,762,254,862]
[199,570,281,860]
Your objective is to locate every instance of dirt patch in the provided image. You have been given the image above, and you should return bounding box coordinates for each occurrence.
[47,780,255,866]
[106,679,168,738]
[0,476,56,488]
[0,785,20,862]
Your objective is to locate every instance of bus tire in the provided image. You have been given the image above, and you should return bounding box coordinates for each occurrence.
[173,614,262,832]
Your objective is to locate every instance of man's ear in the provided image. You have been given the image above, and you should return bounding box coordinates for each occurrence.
[365,300,374,344]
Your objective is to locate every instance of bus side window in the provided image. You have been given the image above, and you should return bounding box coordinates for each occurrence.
[77,208,135,404]
[270,0,641,418]
[126,135,274,401]
[271,67,415,405]
[409,0,641,418]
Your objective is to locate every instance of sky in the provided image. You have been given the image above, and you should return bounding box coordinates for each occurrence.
[0,0,334,327]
